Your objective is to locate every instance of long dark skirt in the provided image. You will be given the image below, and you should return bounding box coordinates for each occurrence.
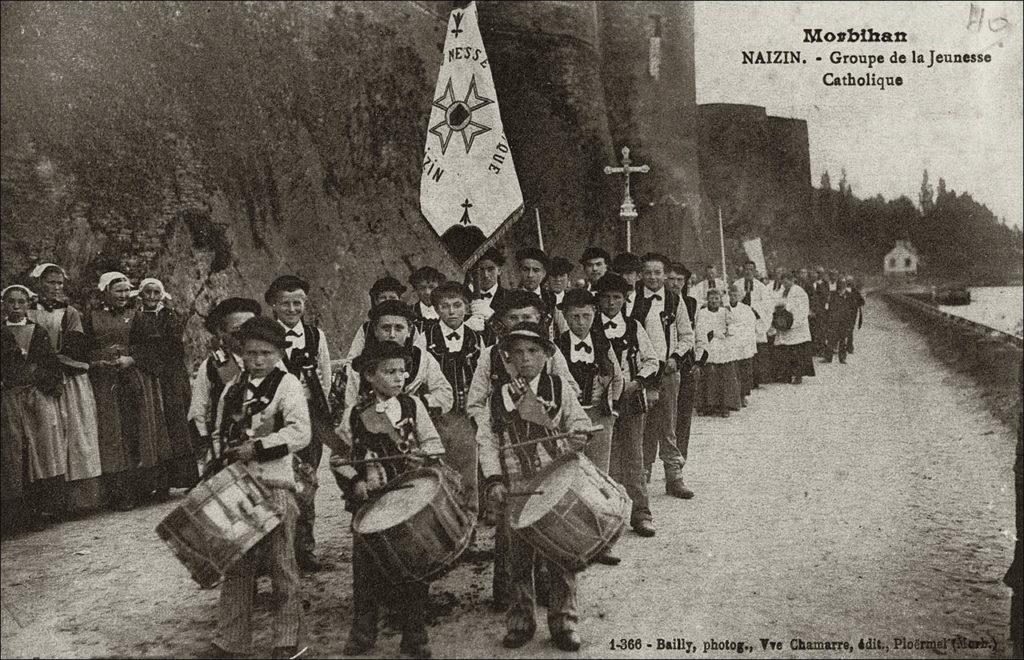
[697,362,742,412]
[778,342,815,382]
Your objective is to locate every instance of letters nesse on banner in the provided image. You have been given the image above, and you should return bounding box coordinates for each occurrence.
[419,1,524,268]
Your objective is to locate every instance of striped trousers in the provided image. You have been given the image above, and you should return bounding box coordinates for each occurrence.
[216,487,302,654]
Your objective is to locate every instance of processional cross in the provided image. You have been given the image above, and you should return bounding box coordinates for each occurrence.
[604,146,649,252]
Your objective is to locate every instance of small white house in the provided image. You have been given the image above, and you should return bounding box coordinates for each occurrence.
[884,240,918,275]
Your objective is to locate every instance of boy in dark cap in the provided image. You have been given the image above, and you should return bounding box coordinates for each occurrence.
[555,288,624,565]
[545,257,574,307]
[347,275,410,361]
[466,247,508,337]
[189,297,261,465]
[424,281,484,517]
[210,317,308,659]
[409,266,444,333]
[514,247,556,326]
[265,275,335,572]
[630,254,697,501]
[546,256,574,336]
[478,322,592,652]
[331,340,445,659]
[594,273,660,537]
[343,300,453,416]
[579,247,611,291]
[611,252,643,317]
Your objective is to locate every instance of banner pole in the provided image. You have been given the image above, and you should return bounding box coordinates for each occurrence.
[718,207,727,287]
[535,207,544,251]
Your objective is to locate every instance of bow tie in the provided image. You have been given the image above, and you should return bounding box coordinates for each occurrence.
[446,332,460,341]
[285,330,300,338]
[479,291,493,300]
[39,300,67,311]
[603,320,618,330]
[647,293,662,301]
[574,342,592,353]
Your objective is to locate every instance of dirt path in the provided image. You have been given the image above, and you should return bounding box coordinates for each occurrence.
[1,298,1017,659]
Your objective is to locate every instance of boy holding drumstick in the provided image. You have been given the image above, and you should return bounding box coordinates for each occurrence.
[210,317,308,659]
[477,322,591,651]
[332,341,445,659]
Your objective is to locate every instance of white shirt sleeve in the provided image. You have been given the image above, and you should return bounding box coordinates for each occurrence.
[317,329,332,400]
[420,351,454,414]
[260,373,311,455]
[412,397,446,456]
[188,357,213,436]
[635,324,661,380]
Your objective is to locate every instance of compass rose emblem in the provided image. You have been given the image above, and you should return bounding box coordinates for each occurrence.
[429,75,494,155]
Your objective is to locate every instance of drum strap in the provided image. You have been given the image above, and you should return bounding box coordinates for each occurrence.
[216,369,288,460]
[349,394,418,482]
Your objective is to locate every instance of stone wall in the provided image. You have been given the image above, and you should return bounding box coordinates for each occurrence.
[697,103,813,269]
[1,1,705,366]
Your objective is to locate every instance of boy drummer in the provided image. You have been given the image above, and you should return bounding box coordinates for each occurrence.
[423,281,484,516]
[331,340,445,659]
[477,322,592,652]
[265,275,335,572]
[210,317,308,659]
[189,297,261,465]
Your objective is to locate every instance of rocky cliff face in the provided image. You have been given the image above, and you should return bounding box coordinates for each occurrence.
[1,1,703,365]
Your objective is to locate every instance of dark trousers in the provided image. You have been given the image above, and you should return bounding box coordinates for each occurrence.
[349,535,430,650]
[294,405,328,560]
[675,368,696,467]
[609,412,650,525]
[824,322,851,361]
[496,516,577,637]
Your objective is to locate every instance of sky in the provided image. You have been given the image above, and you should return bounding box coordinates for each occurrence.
[694,1,1023,228]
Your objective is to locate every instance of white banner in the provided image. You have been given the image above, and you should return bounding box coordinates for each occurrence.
[419,1,523,267]
[742,237,767,276]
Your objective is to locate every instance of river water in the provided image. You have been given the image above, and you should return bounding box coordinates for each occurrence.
[938,286,1024,336]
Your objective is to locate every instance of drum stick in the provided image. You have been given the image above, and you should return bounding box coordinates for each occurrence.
[507,490,544,497]
[333,452,444,467]
[499,427,603,451]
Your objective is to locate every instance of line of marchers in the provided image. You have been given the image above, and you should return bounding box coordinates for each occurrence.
[804,28,908,43]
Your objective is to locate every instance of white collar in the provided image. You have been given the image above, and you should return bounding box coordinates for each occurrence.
[570,331,592,346]
[5,318,28,327]
[441,322,464,338]
[481,283,498,297]
[643,286,665,299]
[278,320,303,337]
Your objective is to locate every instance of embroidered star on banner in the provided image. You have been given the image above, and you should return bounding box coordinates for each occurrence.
[429,75,494,155]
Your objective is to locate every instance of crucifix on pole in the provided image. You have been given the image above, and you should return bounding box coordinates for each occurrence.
[604,146,649,252]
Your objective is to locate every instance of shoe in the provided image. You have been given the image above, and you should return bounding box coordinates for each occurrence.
[793,376,803,385]
[297,552,322,572]
[503,630,534,649]
[666,479,695,499]
[552,630,582,652]
[593,550,621,566]
[632,520,656,537]
[271,645,307,659]
[839,357,847,364]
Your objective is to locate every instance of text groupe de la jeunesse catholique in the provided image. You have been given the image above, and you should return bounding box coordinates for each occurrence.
[739,27,993,91]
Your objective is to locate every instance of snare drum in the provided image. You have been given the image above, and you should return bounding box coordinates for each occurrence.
[352,466,474,584]
[507,451,630,571]
[156,463,281,588]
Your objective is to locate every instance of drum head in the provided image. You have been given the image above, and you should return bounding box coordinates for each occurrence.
[512,457,577,529]
[355,470,440,534]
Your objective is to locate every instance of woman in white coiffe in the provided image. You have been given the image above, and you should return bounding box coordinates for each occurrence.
[28,263,104,513]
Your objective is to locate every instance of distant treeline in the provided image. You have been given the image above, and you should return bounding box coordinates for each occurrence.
[780,170,1023,284]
